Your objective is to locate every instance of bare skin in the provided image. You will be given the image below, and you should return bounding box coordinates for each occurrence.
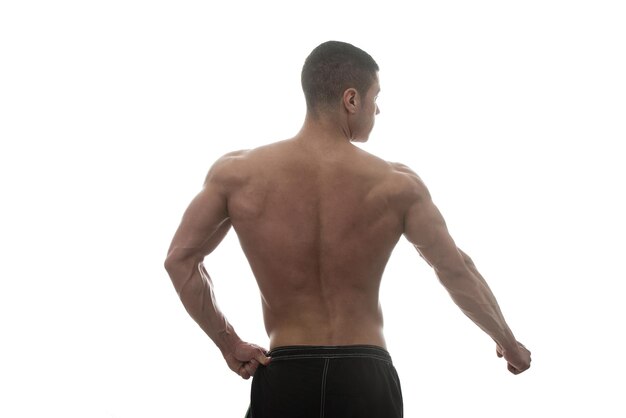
[164,74,531,380]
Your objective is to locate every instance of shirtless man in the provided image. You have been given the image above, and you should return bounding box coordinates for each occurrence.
[164,41,531,417]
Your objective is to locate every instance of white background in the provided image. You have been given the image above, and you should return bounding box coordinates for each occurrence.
[1,1,625,417]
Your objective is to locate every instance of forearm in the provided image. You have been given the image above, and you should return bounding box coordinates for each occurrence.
[439,254,516,350]
[461,251,512,335]
[164,258,241,355]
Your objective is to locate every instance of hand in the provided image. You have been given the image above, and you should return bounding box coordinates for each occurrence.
[496,341,531,375]
[223,340,271,380]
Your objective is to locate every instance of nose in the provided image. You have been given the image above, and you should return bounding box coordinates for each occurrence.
[376,104,380,115]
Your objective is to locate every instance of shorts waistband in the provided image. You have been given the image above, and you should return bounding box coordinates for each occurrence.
[268,345,392,364]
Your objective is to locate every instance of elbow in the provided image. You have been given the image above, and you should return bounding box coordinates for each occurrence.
[164,253,202,297]
[164,255,179,276]
[435,263,474,289]
[164,247,199,275]
[164,255,175,273]
[436,269,465,288]
[457,248,475,267]
[163,254,189,286]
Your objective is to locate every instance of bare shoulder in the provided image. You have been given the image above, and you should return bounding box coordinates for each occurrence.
[212,149,250,168]
[210,140,291,170]
[386,161,431,202]
[204,140,290,186]
[204,149,251,187]
[346,146,432,206]
[388,161,419,182]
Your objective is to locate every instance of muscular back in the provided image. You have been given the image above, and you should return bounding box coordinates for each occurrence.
[216,138,413,348]
[167,129,530,375]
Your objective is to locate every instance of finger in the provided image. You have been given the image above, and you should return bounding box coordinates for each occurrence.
[239,366,251,380]
[254,348,271,366]
[227,360,243,375]
[508,363,522,375]
[244,361,258,377]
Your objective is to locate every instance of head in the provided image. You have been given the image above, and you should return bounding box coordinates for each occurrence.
[301,41,380,141]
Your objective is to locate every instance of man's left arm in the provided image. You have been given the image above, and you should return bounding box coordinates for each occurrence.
[164,158,270,379]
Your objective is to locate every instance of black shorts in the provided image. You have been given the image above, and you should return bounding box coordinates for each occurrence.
[245,345,403,418]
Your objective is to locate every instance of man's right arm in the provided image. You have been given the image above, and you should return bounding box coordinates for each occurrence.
[164,152,270,379]
[398,167,531,374]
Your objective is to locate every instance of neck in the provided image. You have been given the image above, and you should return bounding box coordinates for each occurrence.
[295,110,353,145]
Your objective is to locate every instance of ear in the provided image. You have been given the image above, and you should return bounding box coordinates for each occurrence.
[342,88,359,114]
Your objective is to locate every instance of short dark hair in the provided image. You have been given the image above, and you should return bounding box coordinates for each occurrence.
[301,41,379,113]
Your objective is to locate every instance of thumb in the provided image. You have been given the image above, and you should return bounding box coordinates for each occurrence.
[257,353,271,366]
[254,347,271,366]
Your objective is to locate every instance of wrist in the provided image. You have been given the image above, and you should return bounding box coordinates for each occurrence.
[215,324,242,356]
[495,330,517,353]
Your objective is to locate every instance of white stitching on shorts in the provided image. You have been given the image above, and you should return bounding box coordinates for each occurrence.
[320,358,330,418]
